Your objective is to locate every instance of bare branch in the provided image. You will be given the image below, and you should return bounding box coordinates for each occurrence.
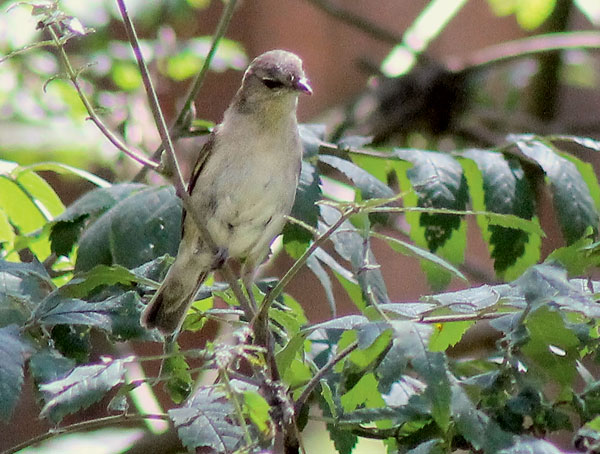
[47,25,159,170]
[133,0,239,182]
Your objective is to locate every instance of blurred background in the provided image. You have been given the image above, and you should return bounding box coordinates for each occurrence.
[1,0,600,452]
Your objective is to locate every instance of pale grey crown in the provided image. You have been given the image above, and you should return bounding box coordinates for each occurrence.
[241,50,312,98]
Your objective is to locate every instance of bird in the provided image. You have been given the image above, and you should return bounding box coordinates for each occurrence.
[141,50,312,335]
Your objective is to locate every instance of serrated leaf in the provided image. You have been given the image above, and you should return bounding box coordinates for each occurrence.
[75,186,182,271]
[283,161,321,258]
[306,254,336,316]
[0,259,54,326]
[35,293,113,329]
[29,348,76,386]
[320,205,389,307]
[299,123,326,158]
[61,264,157,299]
[40,356,131,423]
[0,325,34,421]
[50,216,87,257]
[429,321,473,352]
[522,306,580,387]
[340,372,385,412]
[243,390,272,435]
[56,183,146,223]
[163,343,192,404]
[393,150,468,288]
[461,150,540,279]
[319,154,395,200]
[451,381,513,452]
[514,139,599,244]
[374,231,466,281]
[169,386,244,453]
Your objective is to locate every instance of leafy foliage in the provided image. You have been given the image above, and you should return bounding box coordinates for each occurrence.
[2,1,600,454]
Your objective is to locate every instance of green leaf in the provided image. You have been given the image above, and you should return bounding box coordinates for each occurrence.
[306,254,336,316]
[522,306,580,387]
[460,150,540,279]
[61,264,157,299]
[0,325,34,421]
[75,186,182,271]
[283,161,322,258]
[23,162,111,188]
[429,321,473,352]
[243,390,272,435]
[29,348,76,386]
[34,294,113,330]
[50,216,87,257]
[13,169,64,218]
[393,150,468,289]
[451,381,513,452]
[0,259,54,326]
[340,372,385,412]
[514,139,599,244]
[169,386,244,453]
[39,356,131,423]
[319,154,395,200]
[321,205,389,307]
[57,183,147,223]
[374,231,466,281]
[163,343,192,404]
[299,123,326,158]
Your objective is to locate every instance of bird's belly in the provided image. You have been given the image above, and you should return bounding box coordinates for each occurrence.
[205,171,295,259]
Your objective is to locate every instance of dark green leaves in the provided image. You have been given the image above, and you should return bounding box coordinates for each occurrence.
[39,356,131,423]
[513,138,599,244]
[0,325,33,421]
[169,386,244,453]
[75,185,181,271]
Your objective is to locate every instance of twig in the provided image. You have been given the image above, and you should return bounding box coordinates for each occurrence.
[47,25,159,170]
[253,206,358,327]
[133,0,239,182]
[305,0,401,44]
[413,311,508,324]
[116,0,252,319]
[1,413,170,454]
[446,31,600,72]
[293,341,358,414]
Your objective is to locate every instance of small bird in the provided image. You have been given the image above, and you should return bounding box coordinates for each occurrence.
[141,50,312,335]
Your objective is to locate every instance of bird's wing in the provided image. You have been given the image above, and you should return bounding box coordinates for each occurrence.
[180,131,217,236]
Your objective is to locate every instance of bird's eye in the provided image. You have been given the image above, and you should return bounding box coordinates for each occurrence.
[261,78,285,89]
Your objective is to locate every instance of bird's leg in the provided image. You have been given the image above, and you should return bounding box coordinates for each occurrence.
[210,246,229,270]
[240,262,258,310]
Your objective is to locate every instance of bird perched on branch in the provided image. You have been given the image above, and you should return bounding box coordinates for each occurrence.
[141,50,312,335]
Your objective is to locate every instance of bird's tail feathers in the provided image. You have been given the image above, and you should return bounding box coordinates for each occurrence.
[141,266,208,335]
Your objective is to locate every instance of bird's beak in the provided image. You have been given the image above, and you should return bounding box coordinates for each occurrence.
[293,77,312,95]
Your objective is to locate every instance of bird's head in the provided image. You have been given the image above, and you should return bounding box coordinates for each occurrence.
[236,50,312,113]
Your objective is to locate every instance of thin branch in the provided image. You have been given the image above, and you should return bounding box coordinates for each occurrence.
[47,25,159,170]
[446,31,600,72]
[252,206,358,327]
[293,341,358,414]
[116,0,252,319]
[413,311,509,324]
[305,0,401,44]
[133,0,239,182]
[1,413,170,454]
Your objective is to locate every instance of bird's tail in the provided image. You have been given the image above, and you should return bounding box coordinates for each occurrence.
[141,256,209,335]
